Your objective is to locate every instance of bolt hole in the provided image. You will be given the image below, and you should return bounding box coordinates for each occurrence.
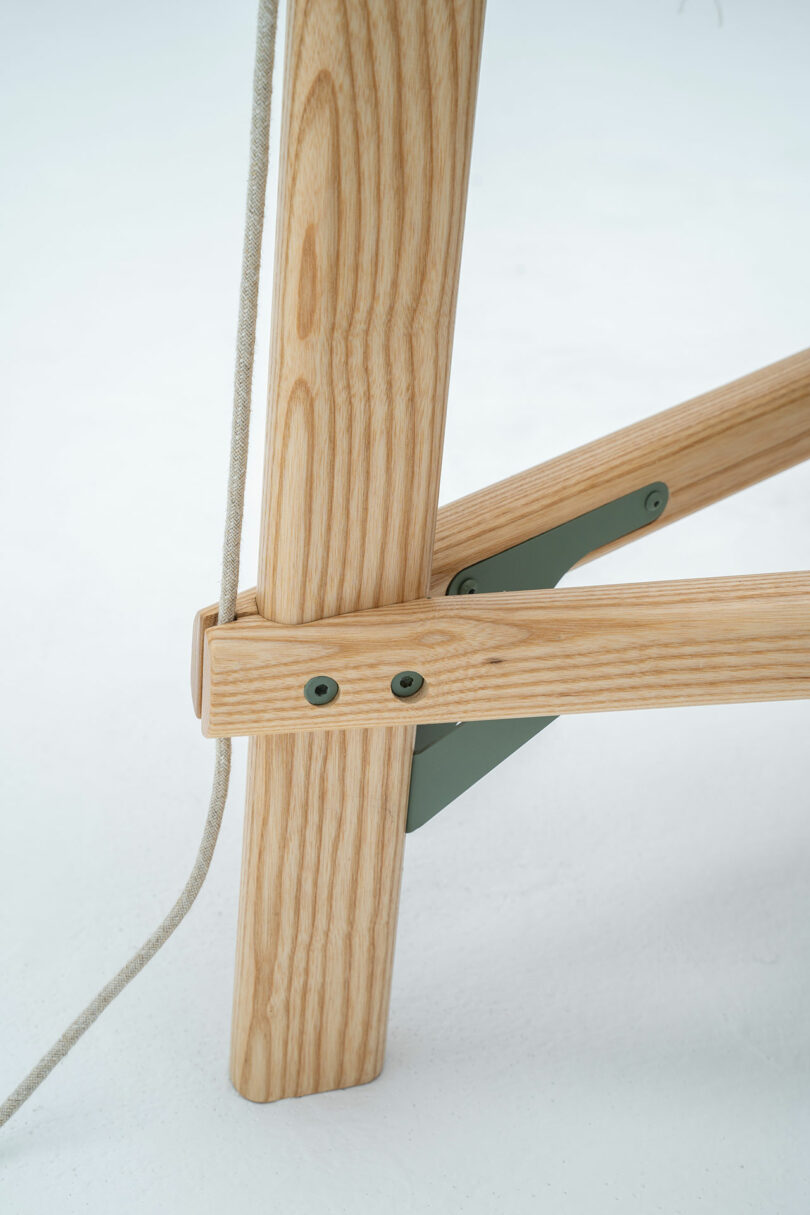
[315,683,328,697]
[399,676,413,689]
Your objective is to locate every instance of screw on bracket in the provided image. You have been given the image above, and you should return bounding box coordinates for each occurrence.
[407,480,671,832]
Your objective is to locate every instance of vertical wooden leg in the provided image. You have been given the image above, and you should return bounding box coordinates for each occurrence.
[232,729,414,1097]
[229,0,486,1101]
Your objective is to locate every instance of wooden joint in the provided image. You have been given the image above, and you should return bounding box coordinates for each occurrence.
[190,348,810,720]
[200,573,810,738]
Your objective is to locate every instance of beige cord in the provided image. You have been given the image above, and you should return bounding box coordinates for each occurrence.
[0,0,279,1130]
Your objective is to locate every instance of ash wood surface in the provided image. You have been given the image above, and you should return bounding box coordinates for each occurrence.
[431,347,810,593]
[203,573,810,735]
[191,588,258,718]
[231,0,485,1102]
[191,348,810,717]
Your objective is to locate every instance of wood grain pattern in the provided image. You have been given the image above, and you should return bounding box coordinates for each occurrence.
[191,588,258,718]
[431,347,810,594]
[203,573,810,734]
[191,348,810,717]
[230,0,485,1103]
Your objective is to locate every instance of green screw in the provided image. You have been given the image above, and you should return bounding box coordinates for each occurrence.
[304,676,339,705]
[457,578,479,595]
[391,670,424,698]
[644,488,666,514]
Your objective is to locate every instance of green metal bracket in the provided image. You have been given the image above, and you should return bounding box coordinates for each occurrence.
[405,482,669,833]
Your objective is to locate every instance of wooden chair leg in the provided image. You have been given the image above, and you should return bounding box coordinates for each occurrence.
[229,0,486,1102]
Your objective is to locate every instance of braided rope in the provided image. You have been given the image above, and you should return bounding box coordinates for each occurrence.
[0,0,279,1129]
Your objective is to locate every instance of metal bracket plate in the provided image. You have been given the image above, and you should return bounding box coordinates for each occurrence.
[405,482,669,832]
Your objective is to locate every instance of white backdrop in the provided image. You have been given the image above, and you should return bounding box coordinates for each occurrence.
[2,1,809,1211]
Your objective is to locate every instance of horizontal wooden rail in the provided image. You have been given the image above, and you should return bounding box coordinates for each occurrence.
[201,572,810,737]
[191,348,810,717]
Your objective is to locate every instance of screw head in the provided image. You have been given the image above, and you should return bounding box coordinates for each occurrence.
[457,578,479,595]
[644,487,667,514]
[304,676,339,705]
[391,670,424,698]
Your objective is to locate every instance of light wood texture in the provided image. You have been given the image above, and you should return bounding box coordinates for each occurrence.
[203,573,810,735]
[191,588,258,718]
[191,348,810,717]
[432,348,810,594]
[231,0,485,1103]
